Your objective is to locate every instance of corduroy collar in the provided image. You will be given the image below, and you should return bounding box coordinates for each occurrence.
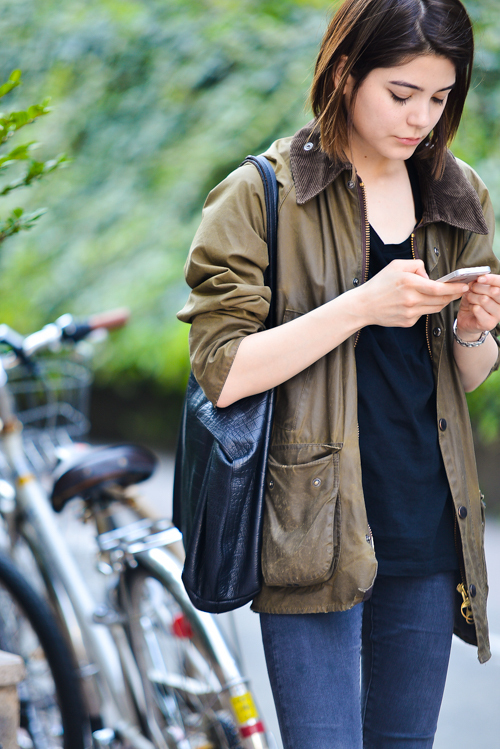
[290,121,488,235]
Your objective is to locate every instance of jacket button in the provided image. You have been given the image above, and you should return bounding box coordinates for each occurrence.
[439,418,447,431]
[434,247,440,256]
[433,327,442,337]
[268,480,274,489]
[303,142,314,151]
[353,277,360,287]
[458,505,468,519]
[469,584,477,598]
[312,478,322,487]
[347,180,355,189]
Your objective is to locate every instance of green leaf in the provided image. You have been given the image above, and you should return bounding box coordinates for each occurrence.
[0,142,38,169]
[0,70,22,100]
[0,151,68,196]
[0,205,46,244]
[0,105,50,139]
[27,104,50,120]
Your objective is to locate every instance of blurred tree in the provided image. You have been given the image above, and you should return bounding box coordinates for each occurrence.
[0,70,66,245]
[0,0,330,403]
[452,0,500,444]
[0,0,499,445]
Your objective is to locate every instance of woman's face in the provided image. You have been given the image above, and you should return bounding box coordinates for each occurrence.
[344,54,456,164]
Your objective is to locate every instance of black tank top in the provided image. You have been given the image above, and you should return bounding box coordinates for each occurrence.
[355,161,458,576]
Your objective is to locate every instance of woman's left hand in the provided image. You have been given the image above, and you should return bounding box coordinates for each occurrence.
[456,273,500,336]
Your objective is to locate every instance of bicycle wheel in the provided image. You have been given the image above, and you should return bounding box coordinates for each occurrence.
[123,566,243,749]
[0,551,88,749]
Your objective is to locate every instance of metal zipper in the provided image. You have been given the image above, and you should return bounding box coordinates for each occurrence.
[410,232,433,361]
[353,189,432,360]
[354,178,370,348]
[366,522,374,550]
[454,514,474,624]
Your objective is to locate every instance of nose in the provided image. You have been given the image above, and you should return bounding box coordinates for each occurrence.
[407,102,432,131]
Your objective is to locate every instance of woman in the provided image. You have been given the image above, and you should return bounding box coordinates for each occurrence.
[178,0,500,746]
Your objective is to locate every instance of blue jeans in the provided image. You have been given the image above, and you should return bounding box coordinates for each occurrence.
[260,572,456,749]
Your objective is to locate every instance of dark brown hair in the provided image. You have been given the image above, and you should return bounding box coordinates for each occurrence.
[310,0,474,177]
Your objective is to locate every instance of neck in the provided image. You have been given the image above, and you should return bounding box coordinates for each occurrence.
[349,142,408,183]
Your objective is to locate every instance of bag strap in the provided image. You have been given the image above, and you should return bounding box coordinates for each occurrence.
[240,155,279,330]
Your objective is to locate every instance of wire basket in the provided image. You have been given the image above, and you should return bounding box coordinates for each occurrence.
[7,358,93,473]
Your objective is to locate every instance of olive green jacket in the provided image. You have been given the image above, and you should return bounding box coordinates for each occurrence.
[178,122,500,663]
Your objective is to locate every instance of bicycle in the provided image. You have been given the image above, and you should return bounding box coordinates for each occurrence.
[0,312,272,749]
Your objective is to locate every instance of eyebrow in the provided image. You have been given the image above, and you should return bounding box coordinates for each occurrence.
[389,80,455,92]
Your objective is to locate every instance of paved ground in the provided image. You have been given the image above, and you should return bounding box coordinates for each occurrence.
[139,455,500,749]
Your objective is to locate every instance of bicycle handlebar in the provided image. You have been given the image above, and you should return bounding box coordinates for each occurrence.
[58,308,130,346]
[0,308,130,362]
[88,308,130,331]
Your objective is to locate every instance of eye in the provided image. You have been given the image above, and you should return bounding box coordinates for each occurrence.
[390,92,409,105]
[431,97,446,106]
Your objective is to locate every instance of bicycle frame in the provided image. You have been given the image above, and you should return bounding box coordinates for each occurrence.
[0,360,148,744]
[0,356,270,749]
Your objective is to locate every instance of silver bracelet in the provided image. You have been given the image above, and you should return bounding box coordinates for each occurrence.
[453,318,490,347]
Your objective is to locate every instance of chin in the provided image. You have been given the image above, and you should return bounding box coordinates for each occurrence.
[387,144,419,159]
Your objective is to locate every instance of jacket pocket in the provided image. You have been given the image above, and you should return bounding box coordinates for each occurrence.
[262,443,341,587]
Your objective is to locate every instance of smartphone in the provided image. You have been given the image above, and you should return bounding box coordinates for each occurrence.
[437,266,491,284]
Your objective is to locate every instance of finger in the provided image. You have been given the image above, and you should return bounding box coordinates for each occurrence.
[466,287,500,305]
[415,266,429,280]
[416,284,467,303]
[432,280,470,296]
[466,293,500,319]
[406,274,466,296]
[469,281,500,300]
[469,304,497,330]
[389,258,428,277]
[475,273,500,287]
[414,297,466,316]
[458,296,473,311]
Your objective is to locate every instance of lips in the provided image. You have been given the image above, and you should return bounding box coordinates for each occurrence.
[396,137,423,146]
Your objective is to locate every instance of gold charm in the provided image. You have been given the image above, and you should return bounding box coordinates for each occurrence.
[457,582,474,625]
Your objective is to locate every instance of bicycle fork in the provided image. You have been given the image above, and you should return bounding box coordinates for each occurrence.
[133,540,270,749]
[94,509,271,749]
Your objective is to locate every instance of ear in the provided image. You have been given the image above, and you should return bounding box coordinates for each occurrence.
[333,55,352,93]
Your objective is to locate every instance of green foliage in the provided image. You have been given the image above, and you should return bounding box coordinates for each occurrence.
[0,0,331,392]
[467,369,500,444]
[0,69,67,245]
[452,0,500,442]
[1,0,500,442]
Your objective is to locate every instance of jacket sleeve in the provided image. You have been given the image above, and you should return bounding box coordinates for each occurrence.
[177,163,271,406]
[455,160,500,374]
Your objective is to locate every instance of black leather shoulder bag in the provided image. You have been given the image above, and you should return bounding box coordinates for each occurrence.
[173,154,278,613]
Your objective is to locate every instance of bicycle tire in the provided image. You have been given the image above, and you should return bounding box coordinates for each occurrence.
[0,551,88,749]
[122,565,243,749]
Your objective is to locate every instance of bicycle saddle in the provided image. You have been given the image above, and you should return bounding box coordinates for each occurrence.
[51,444,157,512]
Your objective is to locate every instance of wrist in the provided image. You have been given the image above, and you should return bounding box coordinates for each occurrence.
[453,319,490,347]
[347,284,374,329]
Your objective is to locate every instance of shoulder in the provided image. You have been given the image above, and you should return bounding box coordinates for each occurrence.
[261,136,295,196]
[198,136,294,234]
[418,150,491,236]
[215,136,294,204]
[447,152,494,235]
[451,153,489,198]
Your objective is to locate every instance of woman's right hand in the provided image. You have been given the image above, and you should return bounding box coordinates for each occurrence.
[217,258,468,407]
[357,259,468,329]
